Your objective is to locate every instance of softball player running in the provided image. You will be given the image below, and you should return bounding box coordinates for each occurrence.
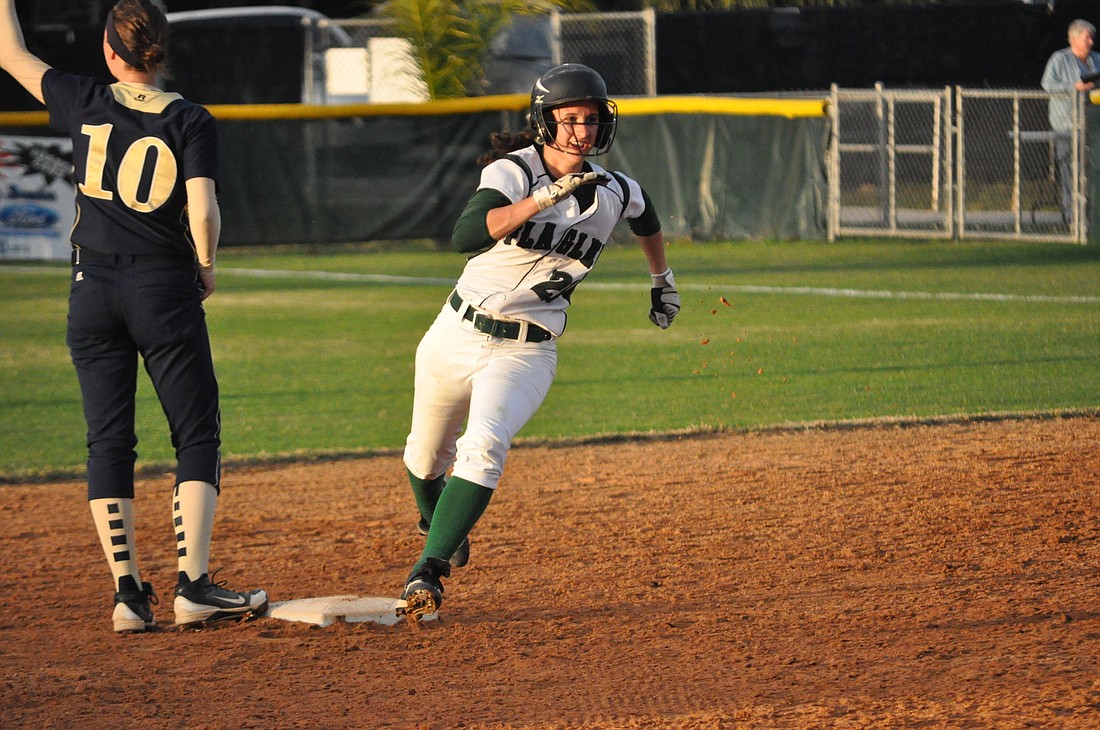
[398,63,680,621]
[0,0,266,631]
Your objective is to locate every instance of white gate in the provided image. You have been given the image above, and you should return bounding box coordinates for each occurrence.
[829,84,1084,243]
[829,84,953,240]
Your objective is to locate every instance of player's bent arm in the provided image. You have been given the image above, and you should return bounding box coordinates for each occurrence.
[485,196,541,241]
[186,177,221,298]
[0,0,50,104]
[637,231,670,277]
[481,171,608,240]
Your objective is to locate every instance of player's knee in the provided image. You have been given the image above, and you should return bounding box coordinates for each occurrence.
[176,444,221,489]
[403,456,445,482]
[403,435,455,480]
[452,432,508,488]
[86,447,137,501]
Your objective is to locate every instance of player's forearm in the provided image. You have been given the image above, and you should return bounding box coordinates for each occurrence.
[0,0,49,104]
[190,210,221,269]
[637,231,670,275]
[191,213,220,270]
[485,197,541,241]
[185,177,221,269]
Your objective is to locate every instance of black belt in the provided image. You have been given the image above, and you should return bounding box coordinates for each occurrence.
[449,290,553,343]
[72,247,192,266]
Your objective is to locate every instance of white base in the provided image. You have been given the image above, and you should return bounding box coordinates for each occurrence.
[264,595,436,627]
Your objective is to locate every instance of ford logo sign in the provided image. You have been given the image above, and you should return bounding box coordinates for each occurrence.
[0,203,60,229]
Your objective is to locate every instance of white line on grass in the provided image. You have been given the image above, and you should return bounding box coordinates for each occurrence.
[224,267,456,286]
[220,267,1100,304]
[5,264,1099,304]
[590,281,1100,304]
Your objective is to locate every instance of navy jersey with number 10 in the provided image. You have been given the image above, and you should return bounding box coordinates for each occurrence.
[42,70,218,258]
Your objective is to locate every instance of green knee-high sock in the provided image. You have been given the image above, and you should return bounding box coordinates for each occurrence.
[420,476,492,566]
[408,468,446,524]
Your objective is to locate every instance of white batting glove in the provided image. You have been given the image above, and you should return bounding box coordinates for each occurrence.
[532,171,611,211]
[648,268,680,329]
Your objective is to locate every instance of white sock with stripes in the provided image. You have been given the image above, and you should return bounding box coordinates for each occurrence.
[89,497,141,592]
[173,481,217,584]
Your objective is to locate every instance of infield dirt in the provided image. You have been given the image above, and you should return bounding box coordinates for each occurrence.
[1,416,1098,728]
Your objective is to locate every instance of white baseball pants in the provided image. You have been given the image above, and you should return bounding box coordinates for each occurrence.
[403,303,557,490]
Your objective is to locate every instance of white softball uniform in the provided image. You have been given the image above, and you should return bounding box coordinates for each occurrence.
[403,145,650,490]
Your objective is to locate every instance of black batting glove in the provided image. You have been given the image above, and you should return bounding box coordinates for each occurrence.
[648,268,680,329]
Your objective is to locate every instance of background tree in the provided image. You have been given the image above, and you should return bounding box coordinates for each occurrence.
[373,0,593,100]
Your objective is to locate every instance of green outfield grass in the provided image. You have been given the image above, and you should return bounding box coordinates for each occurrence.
[2,238,1098,481]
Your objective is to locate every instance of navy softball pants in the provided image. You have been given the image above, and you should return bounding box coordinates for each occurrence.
[67,251,221,501]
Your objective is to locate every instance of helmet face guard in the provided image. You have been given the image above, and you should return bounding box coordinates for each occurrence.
[529,63,618,156]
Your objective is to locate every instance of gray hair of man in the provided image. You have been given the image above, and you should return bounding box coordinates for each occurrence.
[1068,19,1096,40]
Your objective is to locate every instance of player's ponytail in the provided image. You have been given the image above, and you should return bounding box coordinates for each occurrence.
[476,129,537,166]
[107,0,169,74]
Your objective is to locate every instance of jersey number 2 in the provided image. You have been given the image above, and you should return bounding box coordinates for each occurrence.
[531,270,576,303]
[79,123,178,213]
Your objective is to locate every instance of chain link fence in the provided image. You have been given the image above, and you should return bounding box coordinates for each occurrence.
[557,10,656,97]
[957,88,1083,242]
[830,84,1084,243]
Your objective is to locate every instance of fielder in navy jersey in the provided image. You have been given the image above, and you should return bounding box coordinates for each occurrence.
[0,0,266,631]
[397,63,681,622]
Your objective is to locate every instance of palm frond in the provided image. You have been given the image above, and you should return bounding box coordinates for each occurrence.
[378,0,597,100]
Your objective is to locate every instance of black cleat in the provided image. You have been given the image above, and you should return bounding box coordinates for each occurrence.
[113,579,158,633]
[173,571,268,627]
[398,557,451,623]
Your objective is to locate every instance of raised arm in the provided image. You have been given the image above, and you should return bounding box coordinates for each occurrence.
[0,0,51,104]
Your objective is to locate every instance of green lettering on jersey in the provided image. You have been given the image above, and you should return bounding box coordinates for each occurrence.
[566,231,589,260]
[580,238,604,268]
[512,221,557,251]
[513,221,536,248]
[532,223,556,250]
[554,228,578,254]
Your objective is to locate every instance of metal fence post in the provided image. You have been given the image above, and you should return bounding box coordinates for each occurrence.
[954,86,965,241]
[550,9,562,67]
[944,87,956,243]
[828,83,839,242]
[1074,90,1085,242]
[643,7,657,96]
[874,83,888,226]
[1012,94,1022,233]
[303,16,316,105]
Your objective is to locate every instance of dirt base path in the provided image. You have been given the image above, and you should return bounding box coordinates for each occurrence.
[2,417,1099,729]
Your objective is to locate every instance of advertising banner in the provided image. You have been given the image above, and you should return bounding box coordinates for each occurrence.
[0,135,74,260]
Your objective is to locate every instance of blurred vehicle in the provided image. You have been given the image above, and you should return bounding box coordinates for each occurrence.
[480,14,557,95]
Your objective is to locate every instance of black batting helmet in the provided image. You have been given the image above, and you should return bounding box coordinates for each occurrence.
[529,63,618,156]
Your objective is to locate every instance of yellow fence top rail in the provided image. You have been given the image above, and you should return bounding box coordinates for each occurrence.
[0,110,49,126]
[0,94,827,127]
[618,96,827,118]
